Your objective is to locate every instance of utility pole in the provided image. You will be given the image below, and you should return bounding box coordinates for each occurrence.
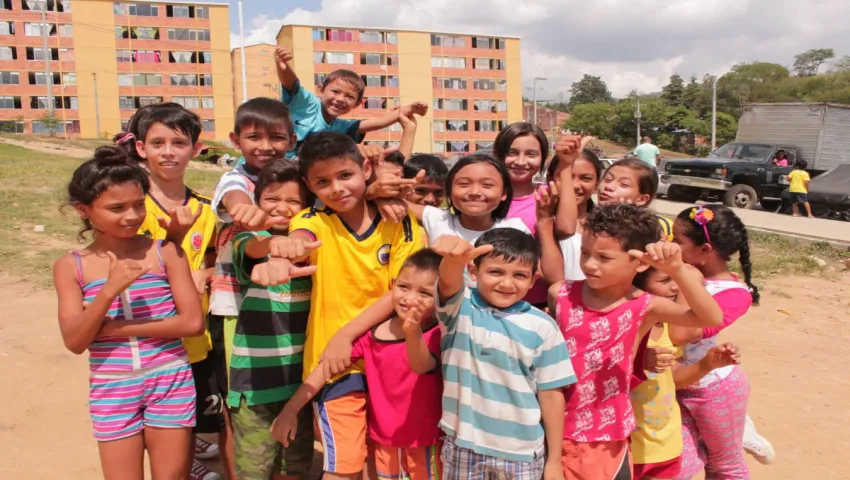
[238,0,248,104]
[533,77,546,126]
[635,97,642,147]
[41,8,54,114]
[92,73,101,136]
[711,75,718,150]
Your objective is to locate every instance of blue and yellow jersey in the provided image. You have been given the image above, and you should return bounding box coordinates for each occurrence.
[139,188,217,363]
[290,206,424,383]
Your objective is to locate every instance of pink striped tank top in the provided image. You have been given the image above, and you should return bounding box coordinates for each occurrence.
[74,241,188,373]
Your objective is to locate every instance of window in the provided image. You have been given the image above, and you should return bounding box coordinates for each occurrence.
[448,141,470,153]
[132,27,158,40]
[447,120,469,132]
[59,25,73,37]
[22,0,46,10]
[116,50,132,63]
[312,28,326,41]
[121,120,130,131]
[362,75,383,87]
[120,73,161,86]
[473,99,507,112]
[433,98,467,111]
[473,79,507,91]
[119,96,135,109]
[363,97,388,109]
[0,96,21,109]
[430,34,466,48]
[169,5,190,17]
[313,73,327,86]
[386,54,398,66]
[58,48,73,61]
[431,56,466,69]
[388,76,399,87]
[113,3,125,14]
[0,21,14,35]
[0,0,12,10]
[127,3,158,16]
[28,72,60,85]
[475,120,506,132]
[118,73,132,86]
[361,53,381,65]
[64,120,80,133]
[62,72,76,85]
[432,120,445,133]
[0,72,19,85]
[168,28,189,40]
[23,0,70,12]
[115,26,126,39]
[326,52,354,65]
[25,23,54,37]
[472,37,494,49]
[139,96,160,107]
[202,119,215,131]
[170,73,197,86]
[0,47,15,60]
[30,96,77,109]
[201,97,214,109]
[133,50,161,63]
[200,74,212,86]
[473,58,506,70]
[322,29,354,42]
[170,51,192,63]
[434,77,467,89]
[313,51,325,64]
[0,121,25,133]
[26,47,58,61]
[386,32,397,44]
[433,142,446,153]
[196,6,208,18]
[33,120,63,134]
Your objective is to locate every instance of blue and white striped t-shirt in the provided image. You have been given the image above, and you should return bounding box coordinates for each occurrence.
[437,286,577,463]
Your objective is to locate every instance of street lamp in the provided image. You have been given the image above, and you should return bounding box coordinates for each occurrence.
[533,77,547,126]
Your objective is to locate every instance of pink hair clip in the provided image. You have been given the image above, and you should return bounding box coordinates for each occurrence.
[115,132,136,145]
[689,206,714,244]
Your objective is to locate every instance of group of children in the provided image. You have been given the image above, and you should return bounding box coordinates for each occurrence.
[53,51,776,480]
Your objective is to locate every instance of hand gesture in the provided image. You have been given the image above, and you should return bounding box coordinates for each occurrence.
[399,301,427,337]
[358,143,392,172]
[274,47,294,72]
[268,236,322,260]
[270,406,300,447]
[554,135,593,168]
[534,181,559,220]
[375,198,410,223]
[157,204,202,245]
[371,169,423,199]
[401,101,429,118]
[644,345,676,373]
[430,235,494,265]
[398,109,418,129]
[703,343,741,370]
[103,251,152,297]
[230,204,285,231]
[629,241,683,275]
[250,258,317,287]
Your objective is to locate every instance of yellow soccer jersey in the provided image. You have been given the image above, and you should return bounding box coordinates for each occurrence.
[657,215,674,242]
[139,189,217,363]
[290,206,425,382]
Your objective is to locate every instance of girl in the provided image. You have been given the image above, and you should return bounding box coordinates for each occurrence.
[53,146,204,480]
[548,203,724,480]
[670,205,773,479]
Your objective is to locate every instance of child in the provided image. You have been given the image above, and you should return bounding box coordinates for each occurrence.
[271,249,445,480]
[228,160,318,479]
[432,228,576,479]
[274,47,428,157]
[547,148,604,281]
[208,97,297,479]
[402,154,448,208]
[266,131,425,480]
[549,203,724,480]
[597,157,673,240]
[787,160,814,217]
[113,101,182,163]
[53,146,204,478]
[669,205,774,478]
[630,267,743,480]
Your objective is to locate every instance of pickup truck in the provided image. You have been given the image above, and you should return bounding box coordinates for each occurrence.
[661,103,850,210]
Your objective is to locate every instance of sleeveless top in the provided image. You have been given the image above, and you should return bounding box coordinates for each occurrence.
[73,241,187,374]
[556,280,652,442]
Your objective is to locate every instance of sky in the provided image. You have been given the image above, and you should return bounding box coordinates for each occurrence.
[225,0,850,100]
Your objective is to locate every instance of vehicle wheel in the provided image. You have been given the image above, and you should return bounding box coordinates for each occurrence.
[667,185,700,203]
[723,184,758,209]
[759,199,782,212]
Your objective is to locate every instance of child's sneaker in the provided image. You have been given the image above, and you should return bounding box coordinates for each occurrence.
[190,460,220,480]
[194,438,220,460]
[743,415,775,465]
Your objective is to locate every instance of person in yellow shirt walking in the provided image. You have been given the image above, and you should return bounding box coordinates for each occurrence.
[787,160,814,218]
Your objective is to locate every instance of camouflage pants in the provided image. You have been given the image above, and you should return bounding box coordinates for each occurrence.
[230,397,314,479]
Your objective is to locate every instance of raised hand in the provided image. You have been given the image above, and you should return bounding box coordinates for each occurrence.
[371,168,423,199]
[103,251,152,297]
[629,241,684,275]
[274,47,294,72]
[375,198,409,223]
[157,204,202,245]
[534,181,559,220]
[250,258,317,287]
[554,135,585,168]
[703,343,741,370]
[399,301,426,337]
[230,203,286,231]
[431,235,495,265]
[405,101,429,117]
[268,236,321,260]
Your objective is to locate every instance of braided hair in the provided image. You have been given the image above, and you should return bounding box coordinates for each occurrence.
[675,205,760,305]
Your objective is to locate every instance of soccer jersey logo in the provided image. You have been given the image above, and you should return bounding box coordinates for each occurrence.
[377,244,391,265]
[190,232,203,251]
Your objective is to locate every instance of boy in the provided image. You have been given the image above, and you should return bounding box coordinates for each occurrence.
[229,159,318,479]
[271,249,445,480]
[133,104,223,480]
[209,97,297,480]
[402,154,448,208]
[274,47,428,157]
[267,131,425,480]
[430,228,576,480]
[788,160,814,218]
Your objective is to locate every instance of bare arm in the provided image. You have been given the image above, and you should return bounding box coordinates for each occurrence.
[54,255,117,355]
[359,109,401,133]
[438,253,467,303]
[398,112,417,160]
[537,218,565,284]
[538,389,566,477]
[221,190,253,213]
[320,292,394,378]
[672,343,740,389]
[274,47,298,92]
[645,265,722,329]
[270,362,327,446]
[404,323,438,374]
[554,163,578,238]
[404,200,426,223]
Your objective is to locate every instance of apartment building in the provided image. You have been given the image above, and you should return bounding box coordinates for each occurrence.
[230,43,279,109]
[0,0,234,140]
[275,24,522,155]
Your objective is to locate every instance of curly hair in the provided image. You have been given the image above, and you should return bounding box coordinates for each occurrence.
[675,205,760,305]
[585,203,661,252]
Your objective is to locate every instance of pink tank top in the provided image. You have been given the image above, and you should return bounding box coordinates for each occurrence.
[556,280,652,442]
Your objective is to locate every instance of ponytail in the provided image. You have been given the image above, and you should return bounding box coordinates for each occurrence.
[737,226,760,305]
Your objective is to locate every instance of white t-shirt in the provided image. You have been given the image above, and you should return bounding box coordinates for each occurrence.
[421,206,530,245]
[560,234,585,281]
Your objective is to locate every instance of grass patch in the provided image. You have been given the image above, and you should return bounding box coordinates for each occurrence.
[741,231,850,279]
[0,133,112,151]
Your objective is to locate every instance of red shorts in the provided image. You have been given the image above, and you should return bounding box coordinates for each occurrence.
[562,438,631,480]
[633,457,682,479]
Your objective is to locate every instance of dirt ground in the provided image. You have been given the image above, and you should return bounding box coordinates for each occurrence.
[1,272,847,479]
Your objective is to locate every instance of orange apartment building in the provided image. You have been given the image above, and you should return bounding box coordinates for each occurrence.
[0,0,234,140]
[274,24,523,154]
[230,42,279,109]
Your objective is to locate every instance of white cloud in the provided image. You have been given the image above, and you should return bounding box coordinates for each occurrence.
[231,0,850,98]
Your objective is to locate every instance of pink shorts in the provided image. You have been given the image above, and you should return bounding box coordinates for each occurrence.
[633,457,682,479]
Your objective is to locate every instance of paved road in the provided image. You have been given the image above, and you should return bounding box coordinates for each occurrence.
[653,199,850,245]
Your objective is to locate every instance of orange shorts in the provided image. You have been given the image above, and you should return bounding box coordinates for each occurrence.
[561,438,632,480]
[313,391,368,474]
[374,441,443,480]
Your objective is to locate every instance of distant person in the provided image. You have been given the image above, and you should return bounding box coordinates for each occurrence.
[773,150,789,167]
[788,160,814,218]
[633,136,662,168]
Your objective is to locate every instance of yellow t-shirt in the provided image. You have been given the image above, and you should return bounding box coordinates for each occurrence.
[788,170,811,194]
[139,189,217,363]
[657,215,674,241]
[290,206,425,382]
[630,324,683,464]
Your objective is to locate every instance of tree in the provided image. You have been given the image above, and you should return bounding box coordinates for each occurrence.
[567,74,613,110]
[661,74,685,106]
[683,76,702,109]
[563,102,616,139]
[37,111,60,137]
[835,55,850,72]
[793,48,835,76]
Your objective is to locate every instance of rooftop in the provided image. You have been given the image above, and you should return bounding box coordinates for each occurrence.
[117,0,229,6]
[276,23,521,40]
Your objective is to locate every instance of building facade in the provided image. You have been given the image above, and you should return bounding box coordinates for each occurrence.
[523,103,570,134]
[275,24,523,155]
[0,0,234,140]
[230,43,279,110]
